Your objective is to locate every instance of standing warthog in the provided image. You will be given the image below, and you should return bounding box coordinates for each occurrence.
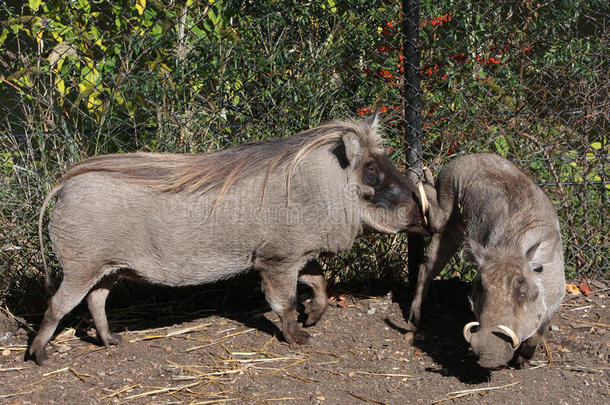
[405,153,565,369]
[31,117,428,365]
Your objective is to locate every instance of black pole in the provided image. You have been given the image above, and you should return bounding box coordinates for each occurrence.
[402,0,425,291]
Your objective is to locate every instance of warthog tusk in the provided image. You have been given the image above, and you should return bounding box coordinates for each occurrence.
[463,321,479,343]
[417,182,429,225]
[497,325,520,349]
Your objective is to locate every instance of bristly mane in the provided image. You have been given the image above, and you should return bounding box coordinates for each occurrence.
[466,165,551,251]
[60,119,383,201]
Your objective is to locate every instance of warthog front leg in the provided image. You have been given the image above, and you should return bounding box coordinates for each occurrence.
[298,260,328,326]
[405,225,461,344]
[258,258,313,345]
[514,324,547,368]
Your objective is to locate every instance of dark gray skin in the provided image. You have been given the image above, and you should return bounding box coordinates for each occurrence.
[31,117,427,365]
[405,153,565,370]
[297,260,329,326]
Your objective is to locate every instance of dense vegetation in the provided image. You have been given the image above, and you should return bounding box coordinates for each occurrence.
[1,0,607,311]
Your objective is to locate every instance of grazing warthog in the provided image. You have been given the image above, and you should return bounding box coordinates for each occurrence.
[31,117,428,365]
[405,153,565,369]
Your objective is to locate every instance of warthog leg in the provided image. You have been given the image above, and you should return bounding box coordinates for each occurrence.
[297,261,328,326]
[87,273,122,347]
[405,223,462,344]
[258,258,312,345]
[30,261,102,365]
[514,323,547,368]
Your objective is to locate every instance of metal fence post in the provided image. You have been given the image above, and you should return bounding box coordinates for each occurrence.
[402,0,425,290]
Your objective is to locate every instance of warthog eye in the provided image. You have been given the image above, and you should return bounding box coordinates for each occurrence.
[363,161,380,187]
[533,265,543,273]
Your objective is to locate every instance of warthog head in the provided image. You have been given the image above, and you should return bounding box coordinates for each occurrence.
[337,116,428,234]
[356,149,428,234]
[463,240,549,369]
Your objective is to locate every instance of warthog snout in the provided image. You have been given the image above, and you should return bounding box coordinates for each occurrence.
[360,150,429,234]
[463,322,521,369]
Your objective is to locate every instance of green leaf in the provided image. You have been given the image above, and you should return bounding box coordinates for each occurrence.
[191,25,206,38]
[0,29,8,48]
[28,0,42,13]
[10,24,22,35]
[77,0,91,14]
[151,23,163,37]
[530,160,543,170]
[87,91,103,112]
[135,0,146,15]
[55,77,66,96]
[494,135,509,157]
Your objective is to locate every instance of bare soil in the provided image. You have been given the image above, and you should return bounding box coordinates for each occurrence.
[0,277,608,404]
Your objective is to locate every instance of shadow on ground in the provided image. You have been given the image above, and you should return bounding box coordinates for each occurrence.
[19,271,286,359]
[388,278,491,384]
[17,274,489,383]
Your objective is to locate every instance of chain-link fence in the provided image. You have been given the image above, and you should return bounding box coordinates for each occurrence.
[1,0,607,311]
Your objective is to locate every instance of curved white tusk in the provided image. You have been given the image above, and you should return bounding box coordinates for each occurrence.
[417,182,429,225]
[463,321,480,343]
[497,325,520,349]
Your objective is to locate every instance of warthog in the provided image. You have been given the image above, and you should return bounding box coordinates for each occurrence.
[405,153,565,369]
[31,117,428,365]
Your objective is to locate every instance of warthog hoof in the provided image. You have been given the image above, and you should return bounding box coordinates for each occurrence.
[515,355,531,369]
[404,331,416,345]
[29,345,48,366]
[283,319,312,345]
[99,332,122,347]
[301,298,328,327]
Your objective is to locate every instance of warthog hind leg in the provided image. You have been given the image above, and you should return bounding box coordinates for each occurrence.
[297,260,328,326]
[30,262,101,365]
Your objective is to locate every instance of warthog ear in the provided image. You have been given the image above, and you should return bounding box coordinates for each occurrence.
[341,132,364,168]
[364,113,380,131]
[467,239,488,266]
[525,241,541,262]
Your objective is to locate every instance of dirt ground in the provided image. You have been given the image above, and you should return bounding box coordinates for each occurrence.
[0,277,608,404]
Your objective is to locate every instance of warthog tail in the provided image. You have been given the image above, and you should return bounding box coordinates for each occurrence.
[38,184,63,295]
